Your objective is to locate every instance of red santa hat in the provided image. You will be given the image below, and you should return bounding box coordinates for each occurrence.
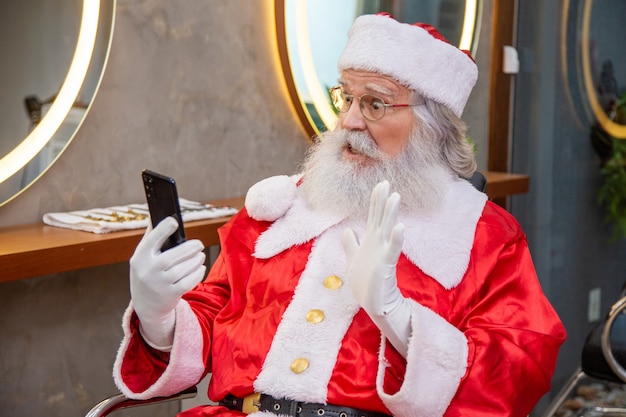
[337,13,478,117]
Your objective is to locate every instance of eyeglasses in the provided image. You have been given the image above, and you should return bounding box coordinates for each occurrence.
[329,86,422,121]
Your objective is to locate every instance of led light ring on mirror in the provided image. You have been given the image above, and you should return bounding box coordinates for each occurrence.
[275,0,481,138]
[601,296,626,382]
[0,0,101,184]
[459,0,480,52]
[581,0,626,139]
[274,0,323,139]
[293,1,339,133]
[559,0,586,132]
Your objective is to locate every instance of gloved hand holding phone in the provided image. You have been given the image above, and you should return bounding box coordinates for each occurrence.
[129,217,206,350]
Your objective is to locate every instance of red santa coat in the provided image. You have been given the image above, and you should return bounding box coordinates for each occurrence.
[114,174,566,417]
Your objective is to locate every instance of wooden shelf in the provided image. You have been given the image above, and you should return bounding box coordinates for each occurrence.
[483,171,529,199]
[0,172,528,283]
[0,197,244,283]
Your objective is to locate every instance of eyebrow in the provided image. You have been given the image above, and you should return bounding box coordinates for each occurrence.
[363,83,396,97]
[337,79,398,98]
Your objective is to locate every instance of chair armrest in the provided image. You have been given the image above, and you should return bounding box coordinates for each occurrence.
[601,296,626,383]
[85,386,198,417]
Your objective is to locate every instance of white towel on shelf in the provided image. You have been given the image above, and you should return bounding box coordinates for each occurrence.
[43,198,239,234]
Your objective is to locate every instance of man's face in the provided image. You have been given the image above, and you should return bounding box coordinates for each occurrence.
[336,69,415,157]
[300,70,449,218]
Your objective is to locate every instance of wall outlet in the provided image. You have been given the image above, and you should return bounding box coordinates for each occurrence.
[588,287,602,323]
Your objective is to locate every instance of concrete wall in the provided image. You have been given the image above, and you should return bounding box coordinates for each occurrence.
[0,1,492,415]
[0,2,308,415]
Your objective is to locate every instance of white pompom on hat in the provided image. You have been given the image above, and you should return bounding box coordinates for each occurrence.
[337,13,478,117]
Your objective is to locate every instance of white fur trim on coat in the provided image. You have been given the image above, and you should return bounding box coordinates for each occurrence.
[338,14,478,117]
[377,302,468,417]
[254,225,361,403]
[113,300,205,399]
[251,176,486,289]
[400,178,487,289]
[253,188,347,259]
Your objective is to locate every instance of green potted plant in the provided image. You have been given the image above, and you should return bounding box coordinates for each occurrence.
[591,91,626,241]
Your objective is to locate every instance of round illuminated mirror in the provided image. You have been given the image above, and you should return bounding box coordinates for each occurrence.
[0,0,115,206]
[581,0,626,139]
[275,0,482,138]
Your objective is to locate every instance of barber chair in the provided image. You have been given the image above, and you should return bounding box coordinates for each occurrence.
[542,289,626,417]
[467,171,487,193]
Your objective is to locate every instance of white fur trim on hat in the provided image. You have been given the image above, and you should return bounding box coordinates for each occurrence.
[338,14,478,116]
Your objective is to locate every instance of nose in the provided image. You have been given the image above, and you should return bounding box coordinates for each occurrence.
[340,99,368,131]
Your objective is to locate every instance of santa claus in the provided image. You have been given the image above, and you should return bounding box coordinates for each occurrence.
[113,13,566,417]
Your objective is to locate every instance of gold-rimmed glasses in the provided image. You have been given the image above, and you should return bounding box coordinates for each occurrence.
[329,86,423,121]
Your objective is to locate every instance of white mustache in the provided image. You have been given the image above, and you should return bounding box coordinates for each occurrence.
[335,130,383,159]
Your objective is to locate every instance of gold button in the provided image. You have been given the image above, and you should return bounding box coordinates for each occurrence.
[306,309,325,324]
[290,358,309,374]
[324,275,343,290]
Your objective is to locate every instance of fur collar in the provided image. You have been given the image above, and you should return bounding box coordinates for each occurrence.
[246,174,487,290]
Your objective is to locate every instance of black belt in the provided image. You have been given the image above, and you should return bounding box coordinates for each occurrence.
[219,393,391,417]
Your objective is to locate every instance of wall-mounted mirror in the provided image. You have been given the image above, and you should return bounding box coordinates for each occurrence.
[275,0,482,138]
[580,0,626,139]
[0,0,115,206]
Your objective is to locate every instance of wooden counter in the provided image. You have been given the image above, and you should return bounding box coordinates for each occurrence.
[484,171,529,199]
[0,172,528,283]
[0,197,244,283]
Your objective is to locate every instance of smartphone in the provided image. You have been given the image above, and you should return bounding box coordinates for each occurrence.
[141,169,186,251]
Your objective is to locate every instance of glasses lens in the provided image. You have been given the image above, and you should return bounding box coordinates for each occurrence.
[361,95,385,121]
[331,87,350,113]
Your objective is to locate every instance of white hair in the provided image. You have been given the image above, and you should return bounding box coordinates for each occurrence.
[413,99,477,179]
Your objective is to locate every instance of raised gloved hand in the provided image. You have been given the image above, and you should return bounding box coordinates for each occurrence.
[342,181,412,357]
[130,217,206,350]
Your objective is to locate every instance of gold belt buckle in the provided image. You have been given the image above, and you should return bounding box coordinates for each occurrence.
[242,392,261,414]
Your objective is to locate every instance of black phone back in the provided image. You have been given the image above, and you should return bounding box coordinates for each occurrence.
[141,169,186,251]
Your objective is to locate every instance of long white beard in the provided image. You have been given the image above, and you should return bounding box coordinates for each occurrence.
[299,127,453,218]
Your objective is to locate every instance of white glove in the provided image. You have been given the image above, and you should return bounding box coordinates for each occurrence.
[130,216,206,350]
[342,181,412,357]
